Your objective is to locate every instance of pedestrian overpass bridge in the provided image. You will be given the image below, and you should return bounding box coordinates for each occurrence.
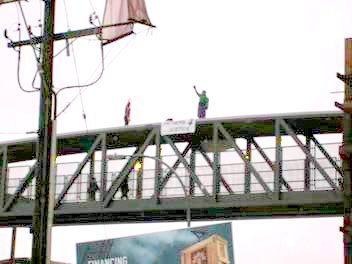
[0,111,345,226]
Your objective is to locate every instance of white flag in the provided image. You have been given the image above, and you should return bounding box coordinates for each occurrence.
[102,0,153,46]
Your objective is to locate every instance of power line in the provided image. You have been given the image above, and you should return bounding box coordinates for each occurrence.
[56,32,138,118]
[16,1,41,63]
[71,42,88,132]
[62,0,88,132]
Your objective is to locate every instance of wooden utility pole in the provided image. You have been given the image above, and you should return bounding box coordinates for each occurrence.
[31,0,56,263]
[336,38,352,264]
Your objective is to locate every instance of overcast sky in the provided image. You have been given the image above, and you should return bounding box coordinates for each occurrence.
[0,0,351,263]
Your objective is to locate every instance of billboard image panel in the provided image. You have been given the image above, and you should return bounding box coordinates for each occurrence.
[76,222,234,264]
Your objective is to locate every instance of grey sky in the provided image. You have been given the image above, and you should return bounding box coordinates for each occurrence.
[0,0,351,263]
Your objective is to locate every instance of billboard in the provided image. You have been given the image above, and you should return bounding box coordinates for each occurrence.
[76,222,235,264]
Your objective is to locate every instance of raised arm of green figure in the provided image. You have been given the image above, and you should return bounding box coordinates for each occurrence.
[193,85,201,97]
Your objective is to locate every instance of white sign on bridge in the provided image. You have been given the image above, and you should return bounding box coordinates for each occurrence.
[161,119,196,136]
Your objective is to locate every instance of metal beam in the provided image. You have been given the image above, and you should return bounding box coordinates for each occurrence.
[252,139,292,192]
[304,133,311,191]
[163,136,210,196]
[274,119,283,198]
[198,146,234,194]
[100,134,107,200]
[55,135,103,208]
[190,146,196,196]
[88,152,96,201]
[0,147,8,209]
[3,162,37,212]
[157,143,192,194]
[212,124,221,199]
[136,157,144,199]
[154,130,161,200]
[311,135,344,177]
[244,138,252,194]
[0,190,344,226]
[8,22,134,48]
[103,129,156,207]
[279,119,338,190]
[218,124,272,193]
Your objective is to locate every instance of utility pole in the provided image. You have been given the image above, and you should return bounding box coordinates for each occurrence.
[335,38,352,264]
[31,0,56,263]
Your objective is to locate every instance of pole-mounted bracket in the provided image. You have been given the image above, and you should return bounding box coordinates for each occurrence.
[335,101,352,113]
[337,72,352,87]
[339,144,352,160]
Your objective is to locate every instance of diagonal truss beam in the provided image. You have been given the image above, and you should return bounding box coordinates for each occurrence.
[55,134,104,208]
[156,142,192,195]
[3,162,37,212]
[218,124,272,193]
[0,147,8,209]
[103,129,157,207]
[198,145,234,194]
[252,139,292,191]
[311,136,344,177]
[279,119,338,190]
[163,136,210,197]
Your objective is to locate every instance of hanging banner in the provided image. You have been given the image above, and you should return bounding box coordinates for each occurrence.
[76,222,235,264]
[161,119,196,136]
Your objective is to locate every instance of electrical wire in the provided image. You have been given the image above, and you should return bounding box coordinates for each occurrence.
[16,1,41,64]
[31,38,80,90]
[55,33,138,118]
[71,42,89,132]
[17,47,40,93]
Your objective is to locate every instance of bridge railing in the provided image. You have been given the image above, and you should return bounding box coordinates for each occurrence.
[5,156,341,203]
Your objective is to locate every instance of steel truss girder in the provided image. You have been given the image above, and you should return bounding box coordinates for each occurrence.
[163,136,210,197]
[55,134,104,208]
[279,119,338,190]
[3,162,37,212]
[103,129,157,207]
[218,124,272,193]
